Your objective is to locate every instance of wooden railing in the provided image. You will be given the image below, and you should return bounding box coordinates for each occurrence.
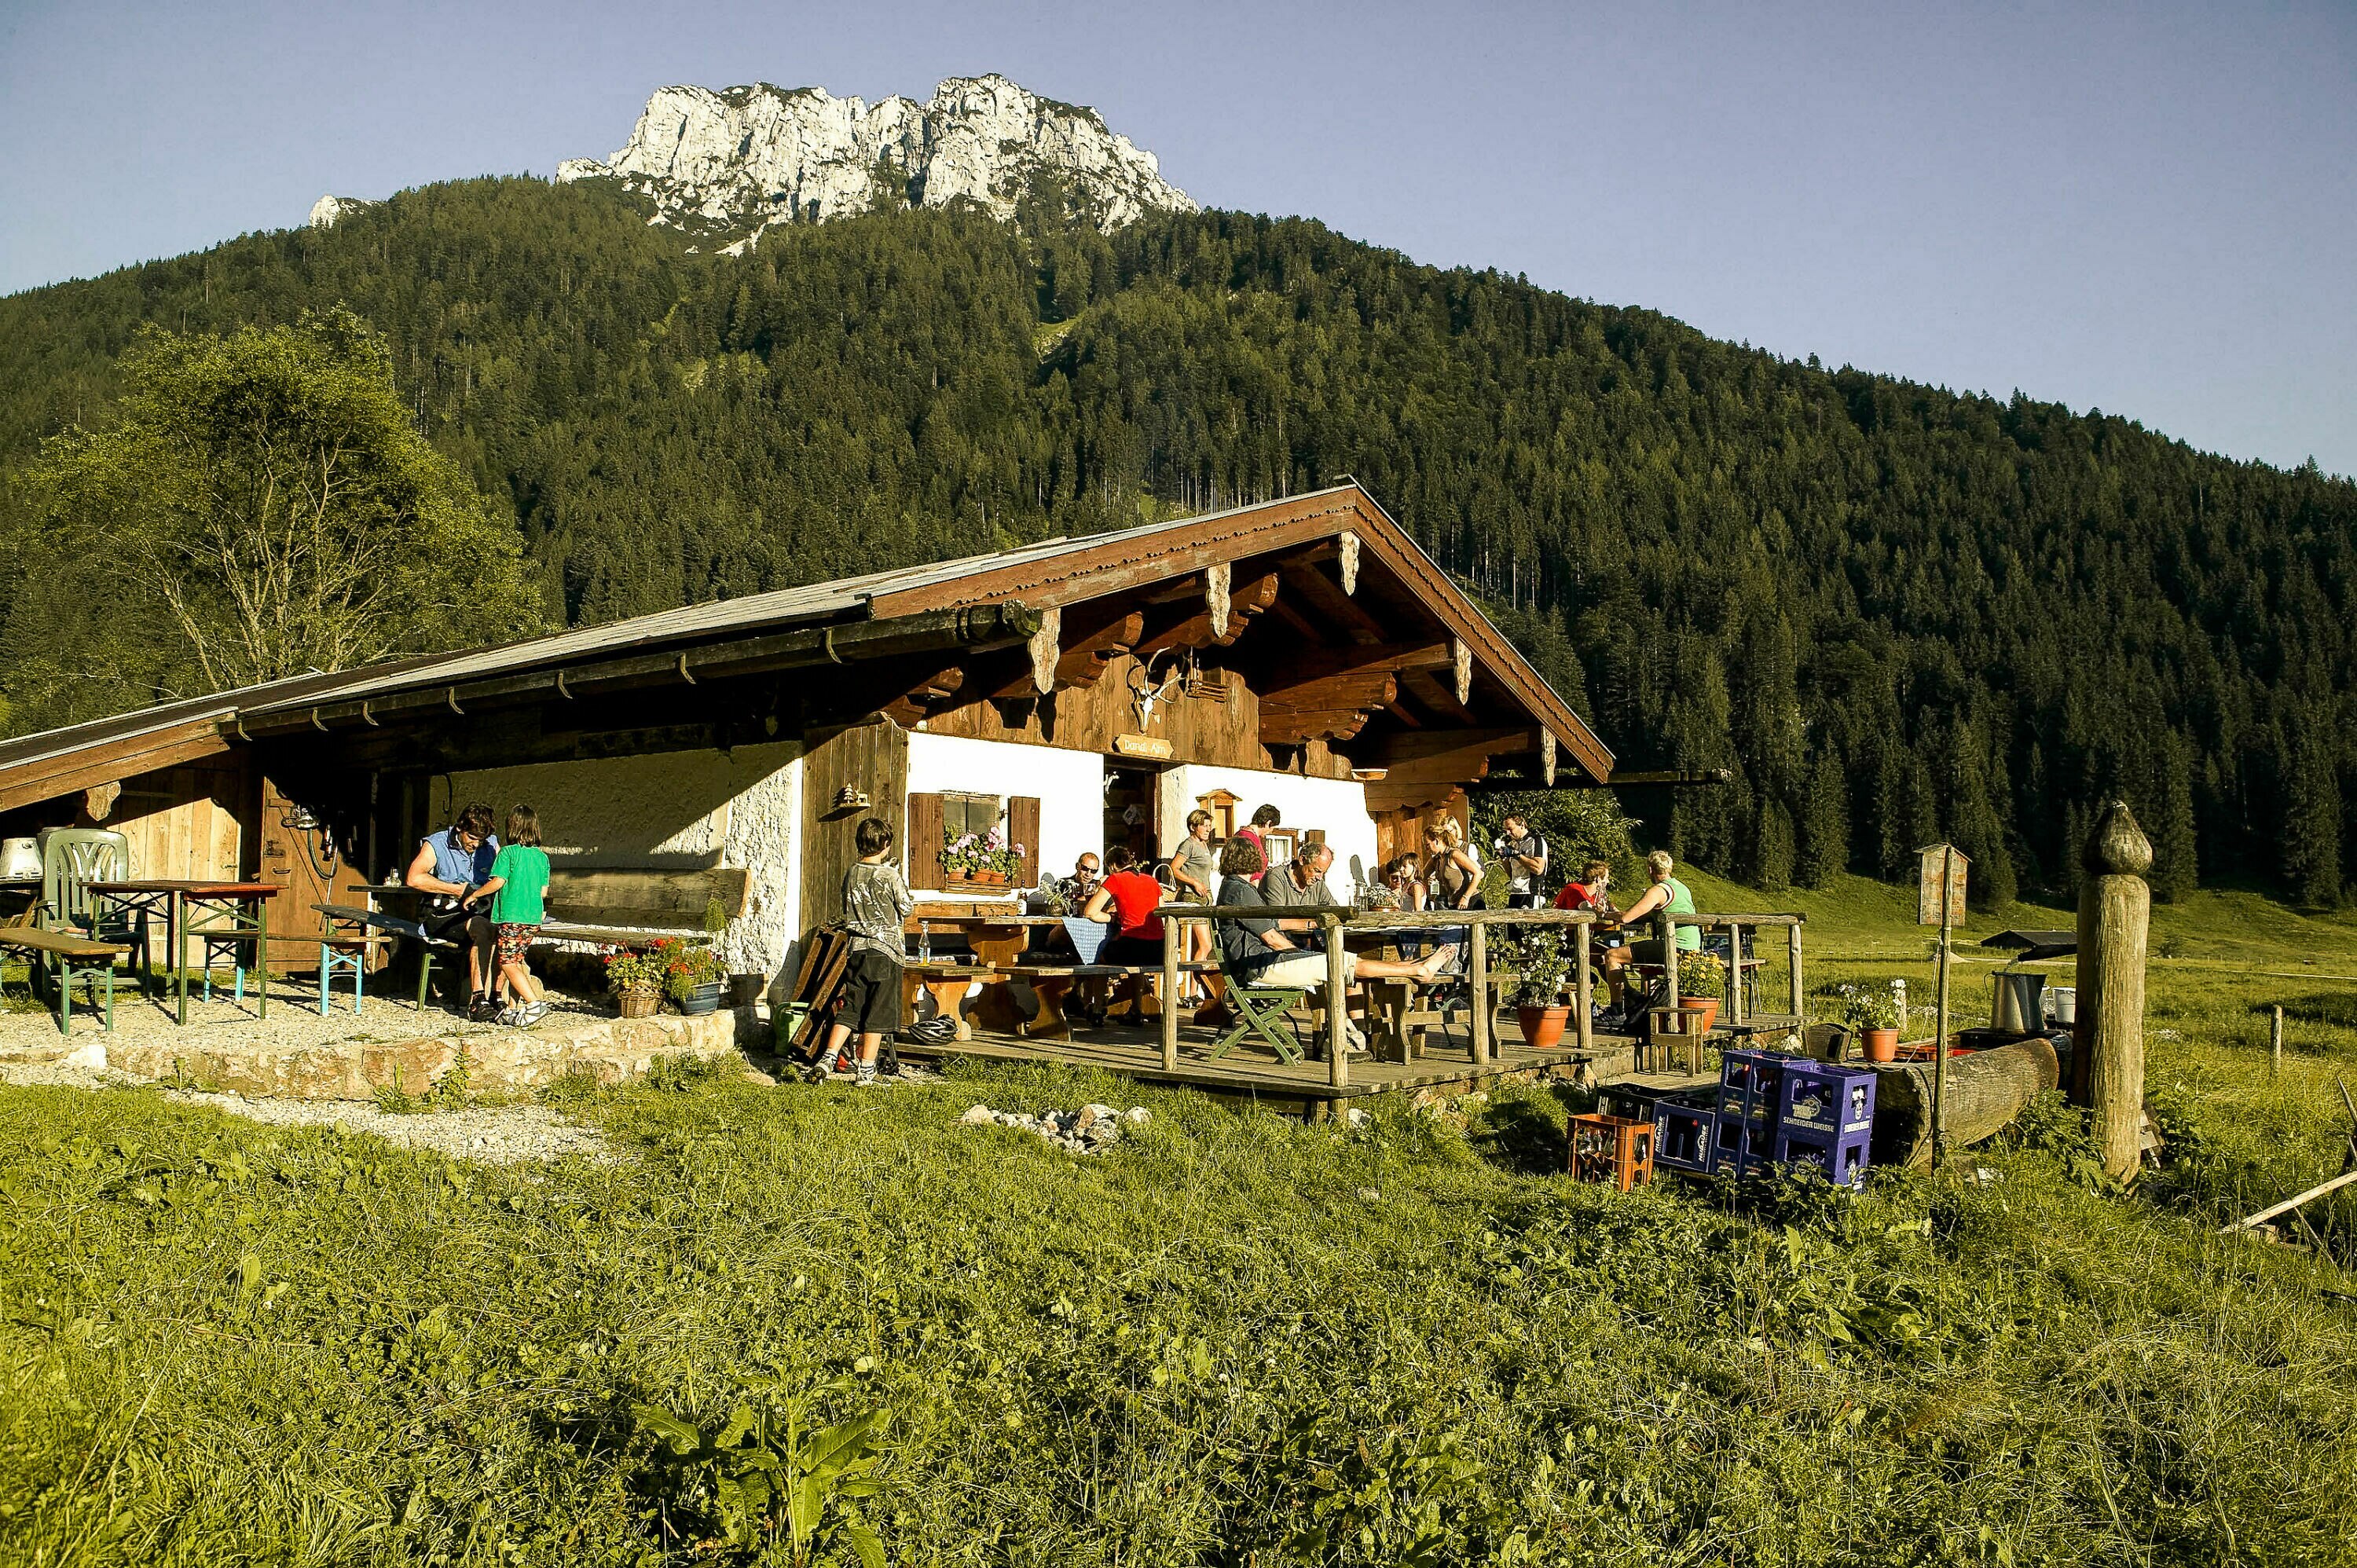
[1154,903,1807,1089]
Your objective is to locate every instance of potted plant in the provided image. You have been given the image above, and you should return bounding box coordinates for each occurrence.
[940,825,1025,889]
[1840,982,1904,1063]
[605,948,664,1019]
[1675,950,1727,1037]
[656,937,725,1016]
[1505,925,1573,1050]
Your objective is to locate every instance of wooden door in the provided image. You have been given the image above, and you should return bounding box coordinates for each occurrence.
[255,774,372,969]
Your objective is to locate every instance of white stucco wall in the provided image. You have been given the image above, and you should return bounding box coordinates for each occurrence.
[431,742,802,978]
[904,731,1105,893]
[1160,766,1380,891]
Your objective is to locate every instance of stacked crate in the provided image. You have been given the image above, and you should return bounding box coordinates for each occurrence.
[1772,1059,1877,1189]
[1567,1113,1656,1191]
[1665,1048,1879,1187]
[1651,1090,1718,1175]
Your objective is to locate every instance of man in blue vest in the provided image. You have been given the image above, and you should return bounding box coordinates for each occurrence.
[405,803,501,1020]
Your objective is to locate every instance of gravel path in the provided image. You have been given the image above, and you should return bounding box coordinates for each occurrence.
[0,1059,616,1163]
[0,977,619,1063]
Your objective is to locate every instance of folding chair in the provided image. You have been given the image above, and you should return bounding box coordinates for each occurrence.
[1207,960,1307,1065]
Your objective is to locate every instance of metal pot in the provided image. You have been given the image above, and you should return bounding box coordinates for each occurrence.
[1991,971,2046,1033]
[0,838,40,881]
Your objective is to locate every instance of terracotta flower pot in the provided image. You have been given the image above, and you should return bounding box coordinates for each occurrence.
[616,984,660,1020]
[1517,1004,1572,1050]
[1678,996,1721,1036]
[1861,1027,1900,1064]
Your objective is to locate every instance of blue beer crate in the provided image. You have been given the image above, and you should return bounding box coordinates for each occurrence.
[1779,1063,1877,1138]
[1718,1049,1789,1131]
[1653,1099,1717,1174]
[1770,1124,1874,1189]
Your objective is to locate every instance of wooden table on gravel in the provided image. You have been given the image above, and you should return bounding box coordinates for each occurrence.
[89,880,280,1025]
[0,925,131,1035]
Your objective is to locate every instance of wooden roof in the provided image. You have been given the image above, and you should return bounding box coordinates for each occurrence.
[0,483,1611,808]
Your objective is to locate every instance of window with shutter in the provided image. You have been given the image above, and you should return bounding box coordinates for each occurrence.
[1007,796,1041,889]
[905,792,945,886]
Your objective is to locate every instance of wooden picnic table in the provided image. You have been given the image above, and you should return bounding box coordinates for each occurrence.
[88,880,280,1025]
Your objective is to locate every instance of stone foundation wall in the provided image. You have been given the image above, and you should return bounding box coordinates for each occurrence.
[107,1007,763,1101]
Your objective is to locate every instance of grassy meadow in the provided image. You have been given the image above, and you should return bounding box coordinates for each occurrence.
[3,873,2356,1564]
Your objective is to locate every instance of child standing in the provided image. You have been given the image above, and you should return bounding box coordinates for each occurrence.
[467,805,552,1026]
[820,816,914,1086]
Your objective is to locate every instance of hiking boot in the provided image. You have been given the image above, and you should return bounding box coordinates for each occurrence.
[467,994,500,1023]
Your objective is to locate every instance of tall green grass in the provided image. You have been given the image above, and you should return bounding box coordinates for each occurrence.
[4,875,2357,1563]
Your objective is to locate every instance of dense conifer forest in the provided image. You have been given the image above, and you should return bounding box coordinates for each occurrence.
[3,176,2353,903]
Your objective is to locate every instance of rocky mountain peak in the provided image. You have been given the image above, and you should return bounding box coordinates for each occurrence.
[555,73,1193,251]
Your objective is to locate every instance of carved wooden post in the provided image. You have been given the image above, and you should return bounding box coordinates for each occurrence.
[1468,919,1490,1065]
[1574,918,1593,1056]
[1161,913,1181,1071]
[1324,912,1348,1088]
[2073,800,2151,1180]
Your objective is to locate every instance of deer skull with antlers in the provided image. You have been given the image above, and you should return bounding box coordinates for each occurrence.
[1127,650,1190,727]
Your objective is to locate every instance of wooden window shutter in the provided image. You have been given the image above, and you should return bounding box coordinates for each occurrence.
[1008,796,1041,889]
[906,792,944,885]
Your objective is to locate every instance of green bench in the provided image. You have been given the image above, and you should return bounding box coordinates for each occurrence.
[0,925,132,1035]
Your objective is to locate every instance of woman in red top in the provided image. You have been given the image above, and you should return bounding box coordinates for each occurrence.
[1081,844,1167,963]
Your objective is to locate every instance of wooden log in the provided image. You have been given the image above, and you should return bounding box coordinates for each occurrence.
[2272,1005,2285,1075]
[1869,1035,2061,1169]
[1325,913,1348,1088]
[1470,921,1490,1065]
[2077,800,2153,1181]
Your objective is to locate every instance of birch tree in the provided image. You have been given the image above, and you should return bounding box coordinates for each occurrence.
[13,308,541,720]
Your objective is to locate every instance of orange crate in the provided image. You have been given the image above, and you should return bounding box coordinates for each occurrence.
[1567,1112,1655,1191]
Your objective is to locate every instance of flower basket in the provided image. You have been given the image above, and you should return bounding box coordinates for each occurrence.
[616,984,660,1020]
[940,825,1025,888]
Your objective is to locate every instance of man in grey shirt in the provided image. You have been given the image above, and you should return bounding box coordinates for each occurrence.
[1262,840,1338,910]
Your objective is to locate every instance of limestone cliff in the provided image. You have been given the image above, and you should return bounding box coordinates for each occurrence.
[555,74,1193,251]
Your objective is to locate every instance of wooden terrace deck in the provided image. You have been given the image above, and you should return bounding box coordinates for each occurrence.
[895,1010,1628,1113]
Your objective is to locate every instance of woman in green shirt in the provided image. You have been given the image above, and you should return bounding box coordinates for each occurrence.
[467,805,553,1025]
[1596,850,1700,1027]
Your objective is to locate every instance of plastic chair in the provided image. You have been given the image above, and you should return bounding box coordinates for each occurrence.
[38,830,146,987]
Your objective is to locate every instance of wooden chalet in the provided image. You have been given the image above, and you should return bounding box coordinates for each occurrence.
[0,484,1620,1075]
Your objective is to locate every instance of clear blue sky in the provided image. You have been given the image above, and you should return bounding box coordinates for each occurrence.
[5,0,2352,475]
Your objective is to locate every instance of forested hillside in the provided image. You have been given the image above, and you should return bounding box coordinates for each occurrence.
[4,175,2354,903]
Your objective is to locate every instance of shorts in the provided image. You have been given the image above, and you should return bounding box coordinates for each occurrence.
[837,948,904,1035]
[494,923,539,967]
[1243,951,1360,991]
[1628,937,1702,966]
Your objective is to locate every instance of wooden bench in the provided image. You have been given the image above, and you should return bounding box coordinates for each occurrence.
[1001,960,1222,1039]
[315,903,467,1012]
[0,925,131,1035]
